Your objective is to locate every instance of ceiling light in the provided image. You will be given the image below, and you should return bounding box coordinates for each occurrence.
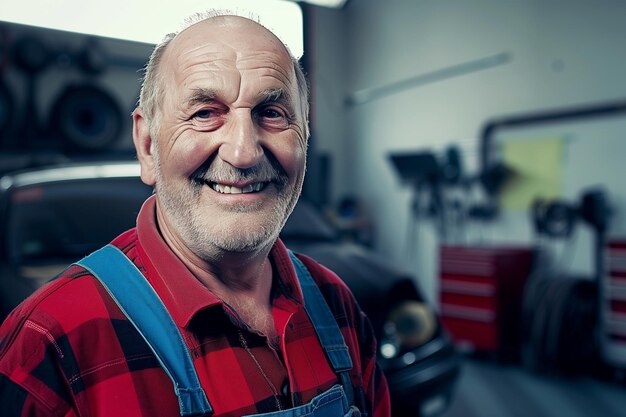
[293,0,348,8]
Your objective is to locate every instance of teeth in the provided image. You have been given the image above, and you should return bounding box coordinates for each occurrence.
[211,182,265,194]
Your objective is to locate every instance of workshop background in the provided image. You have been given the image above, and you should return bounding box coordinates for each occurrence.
[1,1,626,416]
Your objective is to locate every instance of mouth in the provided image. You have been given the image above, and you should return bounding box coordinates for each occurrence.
[208,181,268,194]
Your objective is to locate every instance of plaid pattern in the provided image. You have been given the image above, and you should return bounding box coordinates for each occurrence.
[0,197,390,417]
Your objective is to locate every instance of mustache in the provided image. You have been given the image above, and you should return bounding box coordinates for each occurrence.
[191,154,289,186]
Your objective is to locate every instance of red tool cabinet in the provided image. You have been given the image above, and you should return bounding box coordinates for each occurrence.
[439,245,534,360]
[602,239,626,371]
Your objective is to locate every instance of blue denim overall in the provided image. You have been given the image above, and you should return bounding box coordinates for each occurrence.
[76,245,362,417]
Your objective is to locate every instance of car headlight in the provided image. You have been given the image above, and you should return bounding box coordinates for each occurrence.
[380,301,437,359]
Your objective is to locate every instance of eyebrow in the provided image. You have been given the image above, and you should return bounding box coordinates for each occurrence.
[185,87,294,109]
[259,88,293,106]
[187,88,219,106]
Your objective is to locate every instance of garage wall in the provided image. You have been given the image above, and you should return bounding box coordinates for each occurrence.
[309,0,626,303]
[0,22,152,162]
[306,6,351,203]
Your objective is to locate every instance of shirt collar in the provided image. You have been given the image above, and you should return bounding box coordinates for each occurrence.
[135,195,304,327]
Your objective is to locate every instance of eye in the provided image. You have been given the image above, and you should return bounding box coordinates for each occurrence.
[256,106,290,130]
[261,108,282,119]
[193,109,213,119]
[189,107,225,131]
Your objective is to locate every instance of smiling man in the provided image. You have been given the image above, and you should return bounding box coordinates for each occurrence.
[0,12,390,417]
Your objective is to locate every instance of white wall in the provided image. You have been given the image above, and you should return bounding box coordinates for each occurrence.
[310,0,626,303]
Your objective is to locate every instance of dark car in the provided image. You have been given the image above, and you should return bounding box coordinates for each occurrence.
[0,161,460,417]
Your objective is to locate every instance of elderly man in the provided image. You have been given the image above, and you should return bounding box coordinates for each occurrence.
[0,13,390,417]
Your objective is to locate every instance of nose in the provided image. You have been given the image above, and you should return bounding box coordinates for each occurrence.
[217,110,263,169]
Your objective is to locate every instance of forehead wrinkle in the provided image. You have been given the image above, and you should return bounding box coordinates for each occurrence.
[165,38,237,82]
[235,52,292,83]
[163,22,297,113]
[177,55,235,81]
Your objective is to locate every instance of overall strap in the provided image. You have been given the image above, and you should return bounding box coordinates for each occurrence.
[288,251,356,408]
[75,245,212,417]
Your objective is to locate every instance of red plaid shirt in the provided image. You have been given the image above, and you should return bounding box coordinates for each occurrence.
[0,196,390,417]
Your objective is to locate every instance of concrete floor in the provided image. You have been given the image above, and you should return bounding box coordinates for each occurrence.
[441,357,626,417]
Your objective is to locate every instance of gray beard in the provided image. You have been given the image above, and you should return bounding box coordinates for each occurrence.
[153,155,301,261]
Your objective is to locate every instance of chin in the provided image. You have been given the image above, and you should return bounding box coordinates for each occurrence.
[188,216,283,257]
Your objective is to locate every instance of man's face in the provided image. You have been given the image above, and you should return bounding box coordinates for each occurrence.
[143,17,307,259]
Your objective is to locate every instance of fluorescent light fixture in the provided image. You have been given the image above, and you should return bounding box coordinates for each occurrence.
[0,0,304,57]
[296,0,348,8]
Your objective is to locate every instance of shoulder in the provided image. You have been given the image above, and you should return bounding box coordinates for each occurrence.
[1,229,142,347]
[292,252,365,326]
[272,238,362,316]
[0,264,112,355]
[295,253,352,295]
[3,229,139,325]
[0,231,141,364]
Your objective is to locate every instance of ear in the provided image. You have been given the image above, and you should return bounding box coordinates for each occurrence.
[133,108,157,186]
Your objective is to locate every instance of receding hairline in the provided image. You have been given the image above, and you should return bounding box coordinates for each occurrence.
[162,14,295,78]
[138,11,310,138]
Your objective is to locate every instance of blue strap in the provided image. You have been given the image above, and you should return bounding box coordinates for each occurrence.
[75,245,212,417]
[288,251,356,407]
[288,251,353,372]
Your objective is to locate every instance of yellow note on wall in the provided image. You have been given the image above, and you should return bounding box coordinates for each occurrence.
[500,137,564,211]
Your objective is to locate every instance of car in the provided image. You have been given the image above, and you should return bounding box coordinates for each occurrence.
[0,161,153,319]
[0,161,460,417]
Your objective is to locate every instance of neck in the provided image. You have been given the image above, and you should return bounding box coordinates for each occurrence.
[155,202,275,305]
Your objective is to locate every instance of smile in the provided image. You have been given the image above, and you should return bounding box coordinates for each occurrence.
[209,182,267,194]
